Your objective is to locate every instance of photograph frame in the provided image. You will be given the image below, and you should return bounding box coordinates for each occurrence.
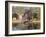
[5,1,45,36]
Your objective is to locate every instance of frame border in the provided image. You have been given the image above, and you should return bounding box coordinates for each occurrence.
[5,1,45,36]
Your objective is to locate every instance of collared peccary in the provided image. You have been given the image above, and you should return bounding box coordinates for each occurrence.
[12,13,19,20]
[22,9,34,30]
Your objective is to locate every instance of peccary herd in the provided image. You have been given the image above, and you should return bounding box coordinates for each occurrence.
[12,10,40,30]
